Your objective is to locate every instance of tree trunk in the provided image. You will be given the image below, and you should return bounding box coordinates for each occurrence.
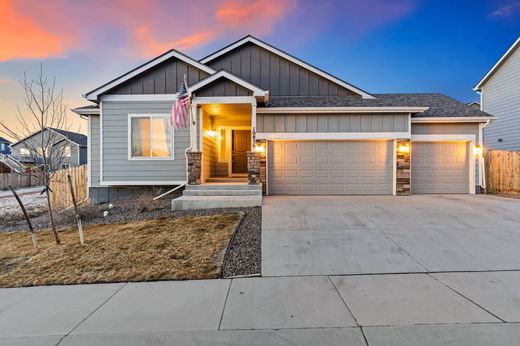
[44,175,60,244]
[9,185,37,247]
[67,174,84,245]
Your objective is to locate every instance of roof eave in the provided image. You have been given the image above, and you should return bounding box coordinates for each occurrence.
[257,106,429,113]
[474,36,520,91]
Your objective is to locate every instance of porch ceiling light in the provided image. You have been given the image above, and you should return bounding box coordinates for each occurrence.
[473,144,482,156]
[397,142,410,154]
[206,130,217,138]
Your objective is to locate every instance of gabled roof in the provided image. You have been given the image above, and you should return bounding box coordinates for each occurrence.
[84,49,216,101]
[189,70,269,100]
[474,36,520,91]
[0,136,11,144]
[11,127,87,147]
[50,128,87,146]
[264,94,494,119]
[200,35,375,99]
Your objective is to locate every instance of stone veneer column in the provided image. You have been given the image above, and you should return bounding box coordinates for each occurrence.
[396,139,411,195]
[247,151,261,185]
[186,151,202,185]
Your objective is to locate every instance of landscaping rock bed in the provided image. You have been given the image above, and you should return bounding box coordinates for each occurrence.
[0,196,262,278]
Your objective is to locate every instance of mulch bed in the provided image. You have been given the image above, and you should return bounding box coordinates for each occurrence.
[0,196,262,284]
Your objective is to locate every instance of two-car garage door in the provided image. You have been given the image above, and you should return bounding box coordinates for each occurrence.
[268,140,393,195]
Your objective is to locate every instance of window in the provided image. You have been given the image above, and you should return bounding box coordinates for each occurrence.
[64,146,71,157]
[0,143,4,151]
[217,128,228,163]
[130,114,173,159]
[61,163,71,169]
[20,148,30,155]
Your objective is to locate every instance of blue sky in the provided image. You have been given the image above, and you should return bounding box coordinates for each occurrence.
[0,0,519,135]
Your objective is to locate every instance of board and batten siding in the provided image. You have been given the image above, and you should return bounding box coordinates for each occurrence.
[194,78,253,97]
[482,45,520,150]
[101,101,189,184]
[108,58,210,95]
[411,122,480,190]
[206,42,358,97]
[257,113,409,133]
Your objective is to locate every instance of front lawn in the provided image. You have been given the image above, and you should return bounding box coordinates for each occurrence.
[0,213,243,288]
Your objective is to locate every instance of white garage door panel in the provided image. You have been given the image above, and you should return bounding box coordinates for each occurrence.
[412,142,469,194]
[268,140,393,195]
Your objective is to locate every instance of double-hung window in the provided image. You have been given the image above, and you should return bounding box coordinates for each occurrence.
[129,114,173,159]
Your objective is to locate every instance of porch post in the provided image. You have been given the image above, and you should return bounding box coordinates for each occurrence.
[251,103,257,150]
[190,104,199,151]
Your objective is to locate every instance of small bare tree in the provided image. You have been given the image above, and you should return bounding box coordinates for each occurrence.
[0,63,75,245]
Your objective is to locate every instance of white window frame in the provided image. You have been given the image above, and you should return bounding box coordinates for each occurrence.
[128,113,174,160]
[20,148,30,155]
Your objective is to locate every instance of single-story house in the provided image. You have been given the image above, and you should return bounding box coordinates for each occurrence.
[10,127,87,168]
[73,35,493,205]
[475,36,520,150]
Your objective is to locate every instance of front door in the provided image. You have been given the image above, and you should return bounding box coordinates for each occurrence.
[232,130,251,174]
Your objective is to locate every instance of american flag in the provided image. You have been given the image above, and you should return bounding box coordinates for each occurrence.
[171,80,190,129]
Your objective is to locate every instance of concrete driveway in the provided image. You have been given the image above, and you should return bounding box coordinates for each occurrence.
[262,195,520,276]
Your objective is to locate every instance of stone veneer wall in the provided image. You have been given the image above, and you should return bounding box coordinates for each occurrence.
[396,139,411,195]
[186,151,202,185]
[247,151,261,185]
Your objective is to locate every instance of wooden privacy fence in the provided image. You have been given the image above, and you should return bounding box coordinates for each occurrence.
[0,173,42,190]
[485,150,520,194]
[49,164,87,211]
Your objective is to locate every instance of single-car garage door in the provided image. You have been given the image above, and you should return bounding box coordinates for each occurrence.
[412,142,469,194]
[268,140,393,195]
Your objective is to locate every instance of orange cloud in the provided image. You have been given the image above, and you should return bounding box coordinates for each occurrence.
[0,0,65,61]
[216,0,297,32]
[133,26,215,57]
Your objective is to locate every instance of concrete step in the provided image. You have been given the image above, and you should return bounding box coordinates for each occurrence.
[186,183,262,191]
[172,195,262,210]
[183,189,262,196]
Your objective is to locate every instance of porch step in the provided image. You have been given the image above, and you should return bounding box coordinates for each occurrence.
[183,189,261,196]
[205,177,248,183]
[172,195,262,210]
[186,183,262,191]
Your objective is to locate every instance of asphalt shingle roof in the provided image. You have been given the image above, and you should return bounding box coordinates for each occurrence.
[49,128,87,146]
[264,93,493,118]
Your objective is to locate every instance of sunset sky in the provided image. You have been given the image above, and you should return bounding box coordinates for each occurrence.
[0,0,519,139]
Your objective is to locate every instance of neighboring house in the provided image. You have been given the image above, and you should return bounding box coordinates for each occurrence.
[10,127,87,168]
[467,101,480,110]
[475,36,520,150]
[0,136,11,155]
[73,35,493,204]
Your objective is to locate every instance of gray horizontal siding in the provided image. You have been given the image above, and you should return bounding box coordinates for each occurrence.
[482,45,520,150]
[109,58,209,95]
[257,113,409,133]
[195,78,253,97]
[90,116,101,187]
[207,42,358,97]
[101,101,189,183]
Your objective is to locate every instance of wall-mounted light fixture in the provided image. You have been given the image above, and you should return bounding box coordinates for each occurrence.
[397,142,410,154]
[473,144,482,156]
[255,142,266,159]
[205,130,217,138]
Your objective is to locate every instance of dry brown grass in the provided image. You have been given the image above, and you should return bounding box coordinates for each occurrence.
[0,213,243,288]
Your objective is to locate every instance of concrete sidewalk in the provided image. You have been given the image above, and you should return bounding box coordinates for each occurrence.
[1,272,520,345]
